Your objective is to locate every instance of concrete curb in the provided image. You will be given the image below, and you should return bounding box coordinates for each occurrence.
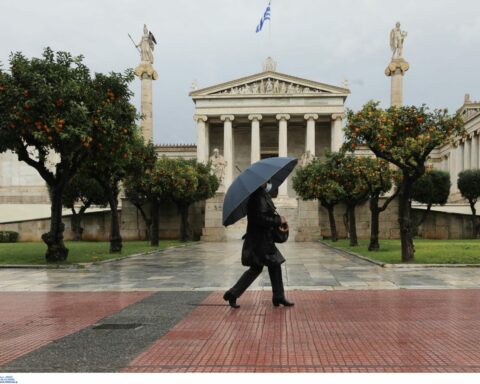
[320,241,480,268]
[0,242,194,270]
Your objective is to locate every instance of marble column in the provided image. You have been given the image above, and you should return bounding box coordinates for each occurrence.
[221,115,235,190]
[194,115,208,163]
[449,146,456,193]
[331,114,344,152]
[248,114,262,164]
[473,133,479,169]
[465,137,471,170]
[134,63,158,143]
[385,59,409,107]
[304,114,318,156]
[276,114,290,197]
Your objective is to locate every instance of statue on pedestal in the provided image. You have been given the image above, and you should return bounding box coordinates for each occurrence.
[210,148,227,192]
[136,24,157,64]
[390,22,407,60]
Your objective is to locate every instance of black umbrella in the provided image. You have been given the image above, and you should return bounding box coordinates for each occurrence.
[222,157,298,226]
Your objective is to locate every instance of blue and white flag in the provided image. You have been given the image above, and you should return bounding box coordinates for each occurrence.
[255,1,271,33]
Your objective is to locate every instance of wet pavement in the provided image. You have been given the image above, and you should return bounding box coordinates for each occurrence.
[0,241,479,373]
[0,241,479,292]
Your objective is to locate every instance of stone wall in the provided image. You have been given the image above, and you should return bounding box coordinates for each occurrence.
[319,198,401,240]
[0,199,206,242]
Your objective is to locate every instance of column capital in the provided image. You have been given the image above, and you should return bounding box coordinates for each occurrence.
[193,114,208,122]
[248,114,263,121]
[331,113,345,121]
[276,114,290,121]
[304,114,319,121]
[220,115,235,122]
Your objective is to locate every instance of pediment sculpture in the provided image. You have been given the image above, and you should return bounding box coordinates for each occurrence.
[214,78,326,96]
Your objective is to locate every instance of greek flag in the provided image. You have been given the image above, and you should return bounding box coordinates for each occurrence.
[255,1,271,33]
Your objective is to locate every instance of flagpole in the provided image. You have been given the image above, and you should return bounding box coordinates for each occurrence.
[268,0,272,57]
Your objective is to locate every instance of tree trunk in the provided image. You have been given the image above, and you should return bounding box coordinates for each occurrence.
[469,200,477,239]
[135,203,151,241]
[347,204,358,247]
[108,192,122,253]
[326,205,338,242]
[71,205,88,241]
[398,178,415,262]
[150,199,160,246]
[369,196,380,251]
[42,185,69,262]
[70,211,83,241]
[179,203,190,242]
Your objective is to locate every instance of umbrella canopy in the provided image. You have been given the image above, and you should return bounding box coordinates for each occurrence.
[222,157,298,226]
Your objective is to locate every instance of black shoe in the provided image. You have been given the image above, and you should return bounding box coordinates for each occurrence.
[272,297,294,307]
[223,291,240,308]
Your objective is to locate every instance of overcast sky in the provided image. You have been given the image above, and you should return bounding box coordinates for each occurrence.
[1,0,480,144]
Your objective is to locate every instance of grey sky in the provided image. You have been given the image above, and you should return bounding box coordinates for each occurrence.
[1,0,479,145]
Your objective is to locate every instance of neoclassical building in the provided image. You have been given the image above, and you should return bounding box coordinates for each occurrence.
[189,58,349,240]
[431,94,480,200]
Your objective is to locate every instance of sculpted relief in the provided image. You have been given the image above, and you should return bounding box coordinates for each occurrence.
[215,78,325,96]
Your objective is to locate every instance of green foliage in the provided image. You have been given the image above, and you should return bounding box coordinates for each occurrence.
[292,157,345,206]
[152,157,219,205]
[356,157,393,197]
[344,101,465,176]
[411,170,450,206]
[458,169,480,203]
[327,152,369,205]
[62,169,109,211]
[0,231,19,243]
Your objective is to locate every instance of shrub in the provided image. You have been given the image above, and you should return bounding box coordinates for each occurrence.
[0,231,19,243]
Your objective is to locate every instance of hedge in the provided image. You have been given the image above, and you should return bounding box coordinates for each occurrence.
[0,231,19,243]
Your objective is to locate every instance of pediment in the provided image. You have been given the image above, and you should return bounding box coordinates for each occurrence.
[190,71,349,98]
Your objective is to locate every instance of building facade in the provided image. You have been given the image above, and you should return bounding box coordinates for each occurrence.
[190,59,349,240]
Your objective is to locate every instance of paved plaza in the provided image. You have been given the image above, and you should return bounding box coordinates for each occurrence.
[0,241,479,372]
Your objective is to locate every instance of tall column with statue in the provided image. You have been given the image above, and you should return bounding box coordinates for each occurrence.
[385,22,409,107]
[132,24,158,142]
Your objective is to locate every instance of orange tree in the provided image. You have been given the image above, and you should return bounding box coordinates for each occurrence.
[293,158,345,241]
[0,48,136,261]
[62,169,108,241]
[327,152,369,246]
[411,169,450,232]
[344,101,465,261]
[128,157,219,243]
[123,142,158,244]
[457,169,480,238]
[356,157,398,251]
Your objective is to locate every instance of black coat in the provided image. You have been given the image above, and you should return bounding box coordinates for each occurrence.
[241,187,285,267]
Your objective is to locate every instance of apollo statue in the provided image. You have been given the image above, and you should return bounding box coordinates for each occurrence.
[390,22,407,60]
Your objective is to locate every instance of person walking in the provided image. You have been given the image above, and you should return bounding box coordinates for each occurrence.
[223,181,294,308]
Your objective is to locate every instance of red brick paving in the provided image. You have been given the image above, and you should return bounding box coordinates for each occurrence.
[0,291,152,366]
[125,290,480,373]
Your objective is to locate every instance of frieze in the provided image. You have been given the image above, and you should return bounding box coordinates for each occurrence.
[212,78,327,96]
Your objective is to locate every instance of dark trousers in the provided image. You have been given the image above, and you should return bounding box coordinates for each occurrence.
[227,264,285,300]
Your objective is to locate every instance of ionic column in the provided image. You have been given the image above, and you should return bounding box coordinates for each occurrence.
[331,114,344,152]
[450,146,456,193]
[304,114,318,156]
[221,115,235,190]
[248,114,262,164]
[465,137,471,170]
[473,133,479,169]
[276,114,290,197]
[194,115,208,163]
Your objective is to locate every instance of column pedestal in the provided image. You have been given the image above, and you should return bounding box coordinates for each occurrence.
[134,62,158,143]
[385,58,409,107]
